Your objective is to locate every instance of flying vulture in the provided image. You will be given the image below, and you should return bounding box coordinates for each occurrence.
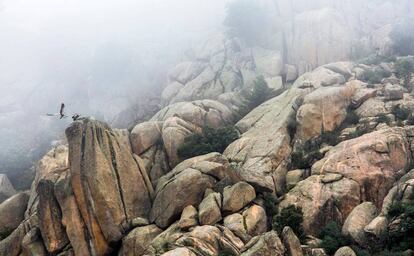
[46,103,81,121]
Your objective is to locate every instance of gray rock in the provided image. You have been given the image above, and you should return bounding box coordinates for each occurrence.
[282,226,303,256]
[334,246,356,256]
[342,202,378,245]
[178,205,198,230]
[198,192,222,225]
[222,182,256,213]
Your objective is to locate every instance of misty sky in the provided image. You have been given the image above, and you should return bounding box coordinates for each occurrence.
[0,0,228,113]
[0,0,229,185]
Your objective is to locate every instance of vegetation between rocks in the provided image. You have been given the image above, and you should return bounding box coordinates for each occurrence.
[361,68,392,84]
[0,227,14,241]
[272,205,305,241]
[395,58,414,88]
[384,202,414,253]
[177,126,239,160]
[290,110,361,170]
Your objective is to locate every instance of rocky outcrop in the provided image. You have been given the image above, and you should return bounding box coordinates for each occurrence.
[0,174,16,203]
[280,127,411,235]
[224,88,302,193]
[224,62,359,195]
[149,153,239,228]
[162,34,285,109]
[25,145,69,219]
[130,100,235,187]
[65,118,152,255]
[295,84,355,141]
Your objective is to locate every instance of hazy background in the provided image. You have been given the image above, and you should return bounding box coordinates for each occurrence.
[0,0,228,188]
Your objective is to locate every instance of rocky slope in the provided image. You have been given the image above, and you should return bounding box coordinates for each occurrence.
[1,2,414,252]
[1,54,414,255]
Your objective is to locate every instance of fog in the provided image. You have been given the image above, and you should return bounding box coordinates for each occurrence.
[1,0,413,189]
[0,0,228,188]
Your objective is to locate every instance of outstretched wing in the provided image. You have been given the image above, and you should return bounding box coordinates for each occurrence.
[60,103,65,116]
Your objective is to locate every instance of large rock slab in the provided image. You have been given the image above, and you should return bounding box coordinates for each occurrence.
[66,118,151,255]
[0,193,29,234]
[25,145,68,219]
[342,202,378,246]
[296,85,354,141]
[37,175,69,254]
[198,192,222,225]
[282,226,303,256]
[224,88,304,193]
[54,171,90,256]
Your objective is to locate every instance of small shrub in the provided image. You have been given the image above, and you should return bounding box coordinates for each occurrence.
[0,228,14,240]
[247,76,271,110]
[177,126,239,160]
[407,115,414,125]
[320,221,350,255]
[392,105,411,121]
[263,193,278,218]
[273,205,305,241]
[395,58,414,88]
[290,141,324,170]
[287,117,297,140]
[343,111,360,126]
[384,202,414,252]
[346,128,366,140]
[218,251,234,256]
[360,54,396,66]
[377,113,391,124]
[361,69,392,84]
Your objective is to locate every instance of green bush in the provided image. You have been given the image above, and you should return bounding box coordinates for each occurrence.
[224,0,271,46]
[361,69,392,84]
[360,54,396,66]
[392,105,411,121]
[290,140,324,170]
[247,76,271,110]
[273,205,305,241]
[377,113,391,124]
[263,193,278,219]
[320,221,350,255]
[290,109,361,170]
[177,126,239,160]
[395,58,414,88]
[343,111,360,126]
[218,251,234,256]
[0,228,14,241]
[384,202,414,252]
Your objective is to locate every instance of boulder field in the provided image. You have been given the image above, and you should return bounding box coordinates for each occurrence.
[2,55,414,255]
